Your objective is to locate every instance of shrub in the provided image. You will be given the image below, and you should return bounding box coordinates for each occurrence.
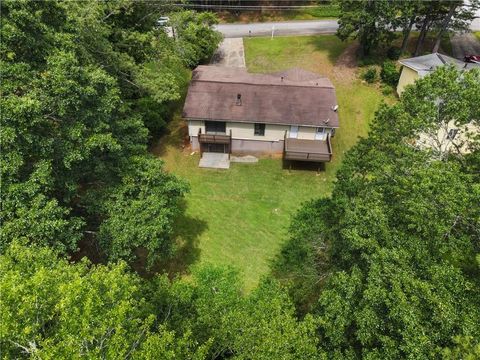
[380,61,400,86]
[387,47,401,60]
[362,67,377,83]
[381,84,394,96]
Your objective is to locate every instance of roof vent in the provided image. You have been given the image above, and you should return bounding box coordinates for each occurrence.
[324,118,330,124]
[332,105,339,112]
[281,76,284,82]
[236,93,242,106]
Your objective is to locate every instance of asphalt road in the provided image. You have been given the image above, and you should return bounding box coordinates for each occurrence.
[215,18,480,38]
[215,20,339,38]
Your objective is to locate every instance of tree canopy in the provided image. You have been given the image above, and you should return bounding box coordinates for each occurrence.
[1,0,220,262]
[277,67,480,358]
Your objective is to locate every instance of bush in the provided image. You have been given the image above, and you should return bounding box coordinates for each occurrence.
[380,61,400,86]
[381,84,394,96]
[362,67,377,83]
[387,47,401,60]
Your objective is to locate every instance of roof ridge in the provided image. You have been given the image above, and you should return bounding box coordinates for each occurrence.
[191,79,334,90]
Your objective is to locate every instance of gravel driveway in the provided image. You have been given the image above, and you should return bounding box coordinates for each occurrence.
[210,38,246,67]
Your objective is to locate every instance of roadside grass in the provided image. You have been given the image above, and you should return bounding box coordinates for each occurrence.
[154,35,390,290]
[475,32,480,42]
[217,5,339,23]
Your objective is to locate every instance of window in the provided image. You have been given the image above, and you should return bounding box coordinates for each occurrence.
[447,128,458,140]
[315,127,327,140]
[254,123,265,136]
[205,121,226,134]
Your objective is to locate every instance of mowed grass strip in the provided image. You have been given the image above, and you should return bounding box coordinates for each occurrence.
[155,35,388,290]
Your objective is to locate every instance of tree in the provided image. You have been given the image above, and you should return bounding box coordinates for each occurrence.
[147,265,320,359]
[399,67,480,160]
[279,67,480,358]
[97,156,189,265]
[169,10,223,66]
[1,242,146,358]
[1,1,219,259]
[413,0,479,56]
[336,0,398,56]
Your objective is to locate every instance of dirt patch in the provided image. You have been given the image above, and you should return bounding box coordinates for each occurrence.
[333,42,359,83]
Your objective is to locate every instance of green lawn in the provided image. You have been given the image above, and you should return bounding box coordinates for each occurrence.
[218,5,339,23]
[475,32,480,41]
[154,35,389,290]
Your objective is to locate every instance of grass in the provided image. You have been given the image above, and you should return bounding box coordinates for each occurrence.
[153,35,390,290]
[217,5,339,23]
[475,32,480,42]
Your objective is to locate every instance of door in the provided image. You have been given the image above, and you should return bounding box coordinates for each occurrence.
[205,121,226,134]
[206,143,226,153]
[289,125,299,138]
[315,127,327,141]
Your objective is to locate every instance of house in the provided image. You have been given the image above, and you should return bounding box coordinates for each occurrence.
[396,53,480,156]
[182,66,339,163]
[396,52,480,96]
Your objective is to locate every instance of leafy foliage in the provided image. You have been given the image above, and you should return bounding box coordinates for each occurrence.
[98,156,189,265]
[379,60,399,86]
[1,0,220,261]
[361,67,377,83]
[1,242,316,359]
[278,67,480,357]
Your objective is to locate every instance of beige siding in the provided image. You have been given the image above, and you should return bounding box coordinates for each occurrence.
[227,122,288,141]
[297,126,316,140]
[187,120,334,141]
[397,66,419,96]
[188,120,205,137]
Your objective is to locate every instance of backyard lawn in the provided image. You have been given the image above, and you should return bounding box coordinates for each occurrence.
[153,35,390,290]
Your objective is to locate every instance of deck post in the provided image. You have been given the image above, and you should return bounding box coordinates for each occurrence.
[198,128,203,157]
[229,129,232,159]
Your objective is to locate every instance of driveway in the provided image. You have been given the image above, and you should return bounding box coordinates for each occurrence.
[210,38,245,67]
[451,33,480,58]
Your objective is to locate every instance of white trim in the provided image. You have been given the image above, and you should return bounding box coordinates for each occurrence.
[184,117,339,129]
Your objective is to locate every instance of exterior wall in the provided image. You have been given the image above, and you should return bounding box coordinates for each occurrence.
[188,120,205,137]
[416,120,479,155]
[191,135,200,151]
[396,66,419,96]
[232,138,284,155]
[188,120,333,140]
[225,122,288,141]
[188,120,335,154]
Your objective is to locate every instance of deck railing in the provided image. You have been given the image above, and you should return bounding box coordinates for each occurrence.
[198,128,231,144]
[198,128,232,159]
[283,132,332,162]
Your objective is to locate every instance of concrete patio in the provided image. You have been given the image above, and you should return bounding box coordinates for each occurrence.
[199,152,230,169]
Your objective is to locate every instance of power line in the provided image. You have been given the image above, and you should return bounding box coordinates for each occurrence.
[172,4,327,9]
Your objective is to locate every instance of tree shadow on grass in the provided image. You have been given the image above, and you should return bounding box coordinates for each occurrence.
[306,36,354,66]
[149,117,189,158]
[162,212,207,276]
[282,160,326,172]
[133,203,207,279]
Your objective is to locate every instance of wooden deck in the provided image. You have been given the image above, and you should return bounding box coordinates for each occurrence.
[198,133,231,144]
[198,129,232,158]
[284,135,332,162]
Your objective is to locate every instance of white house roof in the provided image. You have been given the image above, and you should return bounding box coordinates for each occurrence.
[399,53,480,78]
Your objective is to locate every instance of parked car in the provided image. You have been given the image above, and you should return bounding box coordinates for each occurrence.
[156,16,169,27]
[464,55,480,64]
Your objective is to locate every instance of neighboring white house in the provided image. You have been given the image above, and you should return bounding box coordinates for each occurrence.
[396,53,480,157]
[396,53,480,96]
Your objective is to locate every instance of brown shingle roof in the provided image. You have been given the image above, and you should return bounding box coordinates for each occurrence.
[182,66,339,128]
